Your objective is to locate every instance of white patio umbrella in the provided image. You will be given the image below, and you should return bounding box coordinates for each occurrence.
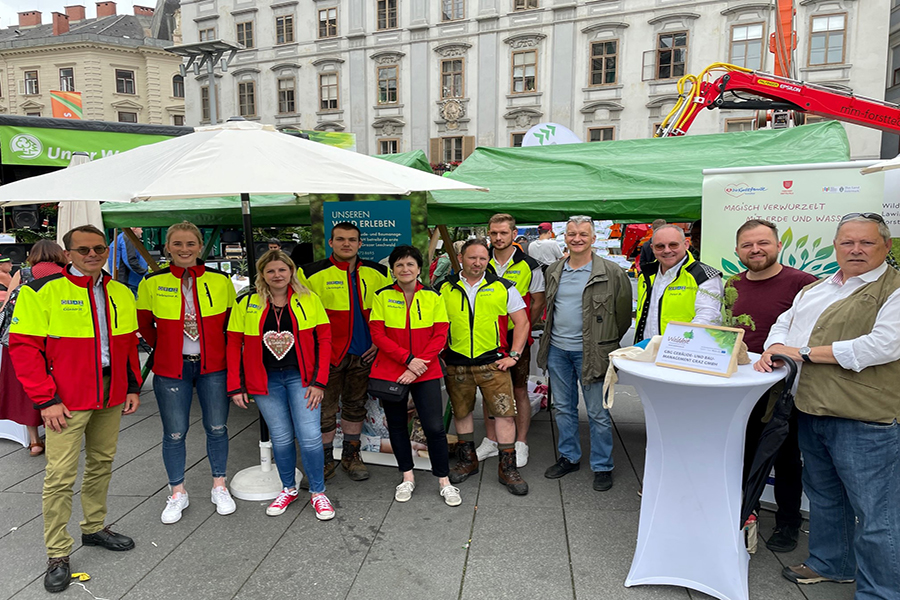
[0,120,486,500]
[860,154,900,174]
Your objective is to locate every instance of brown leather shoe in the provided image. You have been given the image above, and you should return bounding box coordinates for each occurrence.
[448,441,479,484]
[781,563,854,585]
[340,440,369,481]
[498,449,528,496]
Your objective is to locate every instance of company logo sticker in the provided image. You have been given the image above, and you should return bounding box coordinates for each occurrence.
[724,183,767,198]
[10,134,42,160]
[783,181,793,190]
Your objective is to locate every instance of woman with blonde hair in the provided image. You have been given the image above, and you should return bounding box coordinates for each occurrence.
[227,250,335,520]
[137,221,237,524]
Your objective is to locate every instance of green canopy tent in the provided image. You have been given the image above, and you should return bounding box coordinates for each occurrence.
[428,122,851,225]
[376,149,433,173]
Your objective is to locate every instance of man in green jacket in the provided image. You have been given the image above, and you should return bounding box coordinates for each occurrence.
[537,215,632,491]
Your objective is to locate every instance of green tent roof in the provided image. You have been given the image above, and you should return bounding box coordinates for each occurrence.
[375,149,433,173]
[429,122,851,225]
[101,195,308,228]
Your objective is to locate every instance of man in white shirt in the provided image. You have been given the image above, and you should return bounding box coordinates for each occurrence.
[755,213,900,596]
[528,223,563,266]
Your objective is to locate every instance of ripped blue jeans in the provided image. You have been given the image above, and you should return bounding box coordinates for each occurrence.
[153,362,229,487]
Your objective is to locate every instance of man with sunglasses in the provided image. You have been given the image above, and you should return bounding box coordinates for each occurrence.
[635,224,724,341]
[755,213,900,597]
[9,225,142,593]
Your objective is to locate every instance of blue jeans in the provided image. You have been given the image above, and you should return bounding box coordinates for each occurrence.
[798,412,900,599]
[546,344,614,472]
[254,368,325,494]
[153,362,229,487]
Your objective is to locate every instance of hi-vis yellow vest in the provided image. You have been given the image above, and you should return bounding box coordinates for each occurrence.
[439,272,514,365]
[635,253,720,340]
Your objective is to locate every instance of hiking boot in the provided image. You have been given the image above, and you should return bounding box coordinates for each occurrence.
[498,449,529,496]
[766,525,800,553]
[782,563,854,585]
[448,441,479,484]
[323,446,337,480]
[341,440,369,481]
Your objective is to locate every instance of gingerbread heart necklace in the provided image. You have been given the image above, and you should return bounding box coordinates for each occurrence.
[263,304,294,360]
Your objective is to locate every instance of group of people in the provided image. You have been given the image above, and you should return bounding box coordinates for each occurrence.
[1,209,896,599]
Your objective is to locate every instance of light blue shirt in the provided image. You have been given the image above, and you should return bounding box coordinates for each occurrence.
[549,260,592,352]
[70,266,110,368]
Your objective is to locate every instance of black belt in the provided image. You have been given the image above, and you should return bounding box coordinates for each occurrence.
[102,366,111,376]
[183,354,202,362]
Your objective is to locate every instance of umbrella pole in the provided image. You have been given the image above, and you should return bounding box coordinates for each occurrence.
[230,193,300,501]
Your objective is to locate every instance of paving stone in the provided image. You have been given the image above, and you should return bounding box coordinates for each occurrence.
[0,491,41,542]
[558,425,642,513]
[609,385,648,424]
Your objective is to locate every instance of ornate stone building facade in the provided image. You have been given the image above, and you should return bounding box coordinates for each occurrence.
[179,0,889,160]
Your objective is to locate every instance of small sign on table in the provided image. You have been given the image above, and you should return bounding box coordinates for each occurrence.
[655,322,744,378]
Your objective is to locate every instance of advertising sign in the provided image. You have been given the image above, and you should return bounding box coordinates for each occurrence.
[702,162,885,278]
[50,91,83,120]
[656,322,744,378]
[323,199,411,263]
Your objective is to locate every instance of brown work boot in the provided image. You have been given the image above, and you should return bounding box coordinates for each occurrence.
[323,448,337,480]
[498,449,529,496]
[448,441,479,484]
[341,440,369,481]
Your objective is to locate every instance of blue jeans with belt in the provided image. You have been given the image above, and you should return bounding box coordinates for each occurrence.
[254,368,325,494]
[153,360,229,487]
[798,411,900,599]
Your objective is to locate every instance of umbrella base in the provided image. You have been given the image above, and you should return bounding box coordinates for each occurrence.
[230,465,303,501]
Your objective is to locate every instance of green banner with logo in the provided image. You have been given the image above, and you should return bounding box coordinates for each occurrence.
[0,124,178,167]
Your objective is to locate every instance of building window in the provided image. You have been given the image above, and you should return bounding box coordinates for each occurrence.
[275,15,294,44]
[730,23,764,70]
[377,66,398,104]
[59,67,75,92]
[725,118,754,132]
[510,132,525,147]
[380,139,399,154]
[318,73,338,110]
[442,137,463,163]
[514,0,537,10]
[236,21,254,48]
[377,0,398,30]
[318,8,337,38]
[118,111,138,123]
[441,59,464,98]
[173,74,184,98]
[656,32,687,79]
[441,0,463,21]
[201,86,211,121]
[115,69,135,94]
[24,70,39,95]
[199,27,216,41]
[894,67,900,87]
[173,115,185,126]
[589,127,614,142]
[589,41,617,86]
[809,14,845,66]
[511,50,537,93]
[238,81,256,117]
[278,77,296,114]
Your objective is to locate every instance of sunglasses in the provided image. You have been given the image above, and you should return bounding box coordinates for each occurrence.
[69,245,108,256]
[840,212,885,224]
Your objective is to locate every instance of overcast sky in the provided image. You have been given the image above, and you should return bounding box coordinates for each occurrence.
[0,0,139,29]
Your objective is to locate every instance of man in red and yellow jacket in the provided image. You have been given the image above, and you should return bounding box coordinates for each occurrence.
[301,222,391,481]
[9,225,141,593]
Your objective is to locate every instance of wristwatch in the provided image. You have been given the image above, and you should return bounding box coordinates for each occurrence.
[798,346,813,363]
[508,351,521,361]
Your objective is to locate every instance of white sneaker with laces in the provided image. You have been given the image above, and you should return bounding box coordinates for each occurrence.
[475,437,499,461]
[394,480,415,502]
[515,441,529,467]
[440,485,462,507]
[211,486,236,515]
[161,492,189,524]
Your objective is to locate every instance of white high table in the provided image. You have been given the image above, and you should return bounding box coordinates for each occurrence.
[613,355,784,600]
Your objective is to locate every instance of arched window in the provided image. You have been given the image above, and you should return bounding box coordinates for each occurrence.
[173,74,185,98]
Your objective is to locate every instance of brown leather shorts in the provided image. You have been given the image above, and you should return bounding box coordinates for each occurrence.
[321,354,372,433]
[445,363,516,419]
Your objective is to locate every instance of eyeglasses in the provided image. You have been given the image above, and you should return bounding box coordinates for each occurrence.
[68,245,108,256]
[568,215,593,225]
[840,212,885,224]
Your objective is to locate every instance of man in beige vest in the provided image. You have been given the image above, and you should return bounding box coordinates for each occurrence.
[755,213,900,598]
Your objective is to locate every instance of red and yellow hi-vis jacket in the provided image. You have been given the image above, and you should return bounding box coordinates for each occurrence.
[137,263,235,378]
[226,287,331,395]
[301,256,391,365]
[369,283,449,383]
[9,267,142,411]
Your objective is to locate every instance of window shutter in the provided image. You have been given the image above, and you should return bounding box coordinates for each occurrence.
[642,50,656,81]
[18,80,25,95]
[429,137,441,163]
[462,135,475,159]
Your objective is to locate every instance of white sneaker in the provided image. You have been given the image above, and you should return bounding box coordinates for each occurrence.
[515,441,529,467]
[210,486,236,515]
[440,485,462,507]
[475,437,499,461]
[161,492,189,524]
[394,480,415,502]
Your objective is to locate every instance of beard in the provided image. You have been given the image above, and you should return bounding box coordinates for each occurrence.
[745,253,779,272]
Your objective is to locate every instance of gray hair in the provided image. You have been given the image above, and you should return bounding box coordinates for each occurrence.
[835,216,891,245]
[651,224,685,243]
[567,215,593,228]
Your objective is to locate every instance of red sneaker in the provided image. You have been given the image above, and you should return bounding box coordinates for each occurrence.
[266,488,299,516]
[311,494,335,521]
